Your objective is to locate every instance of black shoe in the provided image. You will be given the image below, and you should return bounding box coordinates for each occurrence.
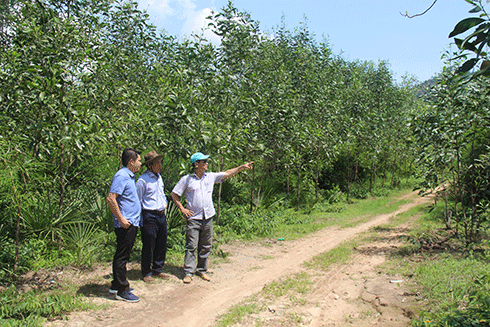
[115,290,140,303]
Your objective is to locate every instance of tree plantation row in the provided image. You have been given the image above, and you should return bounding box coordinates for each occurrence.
[0,0,489,279]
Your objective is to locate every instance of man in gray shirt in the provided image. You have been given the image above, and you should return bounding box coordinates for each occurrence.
[171,152,253,284]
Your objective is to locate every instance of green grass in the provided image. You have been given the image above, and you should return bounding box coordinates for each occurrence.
[262,272,311,299]
[268,187,417,242]
[0,284,98,327]
[387,251,490,326]
[217,272,312,326]
[304,238,361,270]
[379,199,490,326]
[326,191,414,228]
[216,299,260,327]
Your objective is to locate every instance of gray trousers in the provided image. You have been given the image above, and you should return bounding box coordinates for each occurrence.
[184,217,213,275]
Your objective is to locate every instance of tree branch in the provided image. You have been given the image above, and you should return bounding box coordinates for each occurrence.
[400,0,438,18]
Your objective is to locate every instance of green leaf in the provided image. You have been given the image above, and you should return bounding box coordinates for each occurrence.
[469,5,482,13]
[449,17,485,38]
[457,58,478,73]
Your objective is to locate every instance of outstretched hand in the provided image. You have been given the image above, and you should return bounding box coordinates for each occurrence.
[242,162,254,170]
[223,161,255,180]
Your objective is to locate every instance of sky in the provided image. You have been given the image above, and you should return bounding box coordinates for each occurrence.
[136,0,475,83]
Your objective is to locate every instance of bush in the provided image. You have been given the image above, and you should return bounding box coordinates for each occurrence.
[0,238,75,281]
[321,185,343,204]
[165,201,186,251]
[312,202,345,213]
[218,205,278,239]
[370,188,390,197]
[441,274,490,326]
[350,187,368,199]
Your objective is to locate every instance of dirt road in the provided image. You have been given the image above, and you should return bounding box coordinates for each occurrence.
[49,191,429,327]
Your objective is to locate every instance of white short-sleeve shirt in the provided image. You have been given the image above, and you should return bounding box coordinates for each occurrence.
[172,172,225,220]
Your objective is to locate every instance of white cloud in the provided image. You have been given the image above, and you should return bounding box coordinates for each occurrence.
[139,0,175,18]
[182,7,220,44]
[137,0,220,43]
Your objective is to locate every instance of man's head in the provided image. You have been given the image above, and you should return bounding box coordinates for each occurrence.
[143,151,164,174]
[121,148,142,173]
[190,152,209,171]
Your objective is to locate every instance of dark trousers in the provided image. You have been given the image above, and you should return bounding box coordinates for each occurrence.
[111,225,137,293]
[141,211,168,277]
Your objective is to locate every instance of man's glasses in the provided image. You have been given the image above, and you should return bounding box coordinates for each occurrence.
[196,160,208,164]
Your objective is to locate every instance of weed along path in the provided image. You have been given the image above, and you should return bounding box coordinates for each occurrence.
[50,190,431,327]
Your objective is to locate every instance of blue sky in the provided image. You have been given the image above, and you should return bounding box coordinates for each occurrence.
[136,0,475,83]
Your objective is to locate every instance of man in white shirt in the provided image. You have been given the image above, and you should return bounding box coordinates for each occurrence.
[136,151,170,283]
[171,152,253,284]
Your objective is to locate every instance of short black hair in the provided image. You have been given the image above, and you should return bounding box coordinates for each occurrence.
[121,148,141,167]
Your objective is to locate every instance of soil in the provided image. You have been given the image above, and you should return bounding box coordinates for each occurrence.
[46,191,431,327]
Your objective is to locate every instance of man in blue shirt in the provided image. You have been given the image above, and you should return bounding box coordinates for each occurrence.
[136,151,170,283]
[106,148,142,303]
[171,152,253,284]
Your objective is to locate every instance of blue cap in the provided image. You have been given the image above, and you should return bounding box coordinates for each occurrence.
[190,152,210,164]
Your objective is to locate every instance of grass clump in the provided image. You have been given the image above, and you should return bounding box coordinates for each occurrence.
[407,254,490,327]
[262,272,311,299]
[305,239,360,270]
[216,272,312,326]
[0,284,96,326]
[216,300,260,327]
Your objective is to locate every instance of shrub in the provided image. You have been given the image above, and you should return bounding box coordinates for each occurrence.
[218,205,278,239]
[350,187,368,199]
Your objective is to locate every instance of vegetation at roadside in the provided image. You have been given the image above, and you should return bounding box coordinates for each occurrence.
[383,197,490,327]
[0,284,97,327]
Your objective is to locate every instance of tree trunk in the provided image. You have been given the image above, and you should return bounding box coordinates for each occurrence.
[250,164,255,214]
[354,159,359,183]
[286,166,290,195]
[444,189,451,229]
[369,161,376,193]
[59,144,65,214]
[58,144,66,247]
[8,167,21,274]
[315,166,319,200]
[346,162,351,203]
[164,153,177,190]
[390,153,397,189]
[216,157,224,225]
[369,162,374,193]
[296,163,301,212]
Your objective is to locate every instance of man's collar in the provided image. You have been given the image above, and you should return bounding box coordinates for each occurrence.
[192,172,206,179]
[146,169,159,178]
[122,166,135,178]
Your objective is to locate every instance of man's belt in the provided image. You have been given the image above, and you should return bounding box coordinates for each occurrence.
[143,209,165,216]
